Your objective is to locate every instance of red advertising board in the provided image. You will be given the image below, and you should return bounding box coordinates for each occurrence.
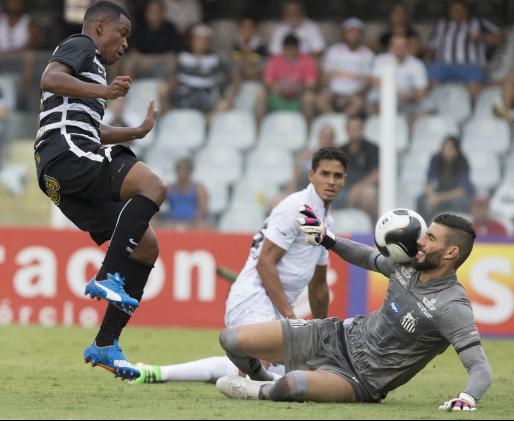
[0,228,349,329]
[1,228,512,337]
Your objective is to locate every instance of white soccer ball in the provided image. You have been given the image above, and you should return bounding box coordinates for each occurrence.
[375,208,428,263]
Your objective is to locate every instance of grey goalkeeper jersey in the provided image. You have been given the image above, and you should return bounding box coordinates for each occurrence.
[334,239,482,401]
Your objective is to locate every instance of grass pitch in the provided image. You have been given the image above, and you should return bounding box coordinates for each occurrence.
[0,326,512,420]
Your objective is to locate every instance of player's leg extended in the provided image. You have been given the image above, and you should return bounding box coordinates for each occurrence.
[86,161,166,312]
[217,368,355,402]
[219,321,285,381]
[133,356,240,384]
[261,369,356,402]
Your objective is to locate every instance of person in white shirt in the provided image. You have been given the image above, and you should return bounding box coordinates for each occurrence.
[317,18,374,117]
[131,147,349,385]
[269,0,325,57]
[368,34,429,118]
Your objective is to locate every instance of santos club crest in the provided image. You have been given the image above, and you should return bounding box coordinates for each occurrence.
[400,312,418,333]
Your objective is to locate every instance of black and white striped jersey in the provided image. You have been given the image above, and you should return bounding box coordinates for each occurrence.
[35,34,108,168]
[429,18,500,67]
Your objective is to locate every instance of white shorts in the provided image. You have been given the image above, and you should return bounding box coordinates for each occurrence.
[224,285,283,327]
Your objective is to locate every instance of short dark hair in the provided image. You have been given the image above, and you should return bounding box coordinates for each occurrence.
[312,147,349,172]
[84,1,130,23]
[433,214,476,269]
[283,33,300,48]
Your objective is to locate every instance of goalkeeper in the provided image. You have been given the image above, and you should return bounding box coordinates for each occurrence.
[216,209,493,411]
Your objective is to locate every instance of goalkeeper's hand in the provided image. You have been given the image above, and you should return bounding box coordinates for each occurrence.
[439,393,476,411]
[296,205,336,249]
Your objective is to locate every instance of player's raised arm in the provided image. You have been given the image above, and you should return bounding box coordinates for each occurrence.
[297,204,395,276]
[100,100,158,144]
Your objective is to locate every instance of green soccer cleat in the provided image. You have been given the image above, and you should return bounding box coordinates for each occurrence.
[130,363,162,384]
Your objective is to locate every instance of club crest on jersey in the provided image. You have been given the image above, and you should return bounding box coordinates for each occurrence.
[44,175,61,205]
[400,312,418,333]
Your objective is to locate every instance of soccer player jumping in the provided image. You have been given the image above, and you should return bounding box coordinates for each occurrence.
[216,212,493,411]
[35,1,166,380]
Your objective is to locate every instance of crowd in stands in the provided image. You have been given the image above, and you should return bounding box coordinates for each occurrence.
[0,0,513,236]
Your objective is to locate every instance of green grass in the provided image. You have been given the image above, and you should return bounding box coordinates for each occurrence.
[0,326,512,420]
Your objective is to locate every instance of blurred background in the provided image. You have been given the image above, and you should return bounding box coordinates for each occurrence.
[0,0,513,333]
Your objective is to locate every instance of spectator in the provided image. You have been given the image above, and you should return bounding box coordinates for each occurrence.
[335,116,379,221]
[287,124,336,194]
[231,16,268,122]
[162,0,202,35]
[316,18,374,117]
[417,136,475,221]
[269,0,325,57]
[494,71,514,123]
[471,195,508,237]
[158,158,209,229]
[0,0,41,109]
[426,0,504,101]
[232,16,267,81]
[159,24,236,124]
[124,0,182,80]
[374,1,420,57]
[369,34,429,119]
[263,34,317,122]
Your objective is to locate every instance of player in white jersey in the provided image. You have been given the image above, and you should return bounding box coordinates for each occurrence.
[132,147,349,384]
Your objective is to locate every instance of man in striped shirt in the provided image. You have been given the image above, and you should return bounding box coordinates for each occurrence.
[427,0,504,99]
[35,1,166,381]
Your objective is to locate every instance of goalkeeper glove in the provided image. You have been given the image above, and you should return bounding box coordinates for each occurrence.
[296,204,336,249]
[439,392,476,411]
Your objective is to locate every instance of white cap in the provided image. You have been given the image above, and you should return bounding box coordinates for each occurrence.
[342,17,365,31]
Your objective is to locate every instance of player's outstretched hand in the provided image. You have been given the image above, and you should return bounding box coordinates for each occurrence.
[439,393,477,411]
[104,75,132,99]
[138,100,158,138]
[296,204,336,249]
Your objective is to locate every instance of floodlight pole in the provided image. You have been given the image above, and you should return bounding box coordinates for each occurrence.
[379,56,397,216]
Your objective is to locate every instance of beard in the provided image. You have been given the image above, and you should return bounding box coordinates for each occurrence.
[412,249,444,272]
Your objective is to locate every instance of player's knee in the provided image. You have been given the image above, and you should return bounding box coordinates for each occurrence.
[219,326,241,356]
[147,176,167,207]
[267,371,308,402]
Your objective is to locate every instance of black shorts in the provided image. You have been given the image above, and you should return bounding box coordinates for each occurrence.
[37,144,139,245]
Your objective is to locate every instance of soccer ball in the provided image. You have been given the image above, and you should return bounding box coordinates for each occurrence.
[375,209,428,263]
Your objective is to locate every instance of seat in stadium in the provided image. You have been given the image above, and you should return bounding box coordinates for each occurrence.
[143,147,189,184]
[245,147,295,187]
[122,78,160,123]
[410,115,460,155]
[218,206,265,233]
[233,81,264,114]
[397,151,432,209]
[259,111,307,152]
[364,114,409,152]
[432,83,471,123]
[468,152,501,195]
[155,109,206,153]
[309,113,347,149]
[231,175,280,209]
[331,208,373,235]
[474,86,502,118]
[200,178,230,215]
[194,147,243,186]
[490,180,514,222]
[462,117,511,155]
[207,109,256,151]
[0,74,18,109]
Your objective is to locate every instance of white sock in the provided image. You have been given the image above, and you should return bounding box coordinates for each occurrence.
[159,356,239,383]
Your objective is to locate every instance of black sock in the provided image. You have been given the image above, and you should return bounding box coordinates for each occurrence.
[98,194,159,279]
[95,257,153,347]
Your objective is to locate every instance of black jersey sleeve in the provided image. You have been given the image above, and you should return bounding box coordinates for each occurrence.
[50,35,96,75]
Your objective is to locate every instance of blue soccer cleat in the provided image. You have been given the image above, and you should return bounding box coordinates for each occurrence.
[85,272,139,315]
[84,340,140,381]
